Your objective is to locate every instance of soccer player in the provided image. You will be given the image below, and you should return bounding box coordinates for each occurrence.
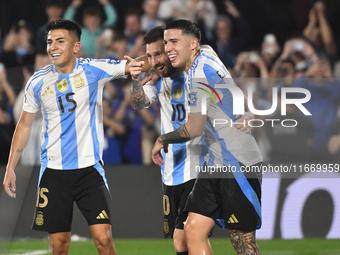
[126,26,254,255]
[151,20,263,255]
[2,19,149,255]
[126,26,202,255]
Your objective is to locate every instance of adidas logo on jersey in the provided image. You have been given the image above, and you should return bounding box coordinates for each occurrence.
[42,86,54,96]
[227,214,239,223]
[96,210,109,219]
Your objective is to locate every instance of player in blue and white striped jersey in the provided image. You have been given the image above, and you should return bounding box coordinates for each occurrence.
[127,26,252,255]
[151,20,263,255]
[3,19,149,255]
[126,26,204,254]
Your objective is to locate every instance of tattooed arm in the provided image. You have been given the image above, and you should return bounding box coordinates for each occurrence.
[130,77,150,110]
[152,112,206,166]
[3,111,36,198]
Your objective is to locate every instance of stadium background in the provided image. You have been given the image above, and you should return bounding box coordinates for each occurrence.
[0,0,340,246]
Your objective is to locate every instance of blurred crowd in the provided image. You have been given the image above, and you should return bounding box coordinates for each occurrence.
[0,0,339,166]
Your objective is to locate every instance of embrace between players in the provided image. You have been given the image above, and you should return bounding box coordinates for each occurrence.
[3,19,262,255]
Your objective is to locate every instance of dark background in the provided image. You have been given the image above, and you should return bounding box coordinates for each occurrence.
[0,0,340,59]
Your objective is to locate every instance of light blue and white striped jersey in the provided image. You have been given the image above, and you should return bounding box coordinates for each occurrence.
[143,73,206,186]
[23,58,127,171]
[186,48,263,168]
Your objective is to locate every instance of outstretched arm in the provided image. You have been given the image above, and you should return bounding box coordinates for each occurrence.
[3,111,36,198]
[124,55,151,75]
[124,55,151,109]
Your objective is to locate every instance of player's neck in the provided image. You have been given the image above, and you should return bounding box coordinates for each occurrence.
[170,67,185,79]
[55,58,76,74]
[184,48,200,73]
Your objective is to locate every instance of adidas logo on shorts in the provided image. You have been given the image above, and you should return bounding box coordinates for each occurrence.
[227,214,239,223]
[96,210,109,219]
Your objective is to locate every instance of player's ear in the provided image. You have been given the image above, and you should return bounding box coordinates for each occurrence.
[190,38,199,50]
[73,41,81,55]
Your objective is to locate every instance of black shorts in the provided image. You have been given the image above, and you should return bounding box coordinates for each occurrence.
[163,179,196,238]
[32,165,112,233]
[185,162,262,230]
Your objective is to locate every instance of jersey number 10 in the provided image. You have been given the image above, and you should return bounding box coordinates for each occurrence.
[171,103,186,122]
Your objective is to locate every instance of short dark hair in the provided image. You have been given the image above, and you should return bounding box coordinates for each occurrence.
[142,25,165,45]
[83,6,101,19]
[165,19,201,42]
[45,19,82,41]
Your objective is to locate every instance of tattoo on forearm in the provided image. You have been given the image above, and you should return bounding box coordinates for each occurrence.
[229,229,261,255]
[16,148,23,153]
[144,67,160,79]
[131,79,146,110]
[158,125,190,144]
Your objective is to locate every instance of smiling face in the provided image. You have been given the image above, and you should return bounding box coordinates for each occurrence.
[47,29,81,74]
[164,29,196,71]
[146,39,177,78]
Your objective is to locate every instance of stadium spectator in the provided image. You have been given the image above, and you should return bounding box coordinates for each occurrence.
[211,1,251,69]
[94,27,116,59]
[141,0,164,32]
[35,0,65,55]
[294,57,340,162]
[0,20,36,94]
[260,34,281,72]
[0,63,15,164]
[276,37,318,77]
[328,120,340,161]
[303,1,337,63]
[114,83,155,164]
[102,97,126,164]
[124,8,145,58]
[265,89,314,163]
[63,0,118,58]
[95,31,129,61]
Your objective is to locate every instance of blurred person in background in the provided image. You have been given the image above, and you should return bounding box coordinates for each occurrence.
[211,1,250,69]
[35,0,65,55]
[64,0,118,58]
[328,120,340,162]
[0,20,36,95]
[124,8,145,58]
[260,34,281,72]
[158,0,217,42]
[0,62,15,164]
[114,83,156,164]
[276,36,318,77]
[264,89,314,163]
[294,57,340,162]
[94,27,116,59]
[141,0,164,31]
[303,1,337,64]
[102,97,126,165]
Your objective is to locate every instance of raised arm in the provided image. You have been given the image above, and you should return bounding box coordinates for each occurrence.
[3,111,36,198]
[124,55,151,109]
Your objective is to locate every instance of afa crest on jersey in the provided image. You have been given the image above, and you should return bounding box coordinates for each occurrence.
[174,88,182,100]
[57,79,68,93]
[73,75,85,88]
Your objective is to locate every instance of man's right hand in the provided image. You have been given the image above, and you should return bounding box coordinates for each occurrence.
[3,170,16,198]
[124,55,144,80]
